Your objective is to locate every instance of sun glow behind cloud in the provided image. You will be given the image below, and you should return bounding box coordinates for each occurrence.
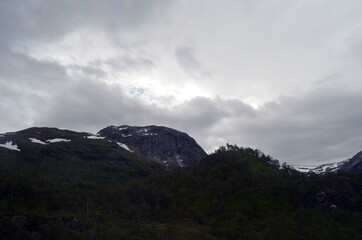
[17,28,216,108]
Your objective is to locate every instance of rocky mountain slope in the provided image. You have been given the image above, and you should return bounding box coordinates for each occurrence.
[338,151,362,172]
[98,125,207,169]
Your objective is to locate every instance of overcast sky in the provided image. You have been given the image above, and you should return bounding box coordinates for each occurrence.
[1,0,362,165]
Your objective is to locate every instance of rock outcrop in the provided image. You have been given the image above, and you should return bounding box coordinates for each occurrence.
[339,151,362,173]
[98,125,207,169]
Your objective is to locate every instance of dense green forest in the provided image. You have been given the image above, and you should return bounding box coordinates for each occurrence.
[0,146,361,239]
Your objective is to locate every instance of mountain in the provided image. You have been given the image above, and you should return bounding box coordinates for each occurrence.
[294,150,362,174]
[338,151,362,172]
[293,160,349,174]
[0,127,161,183]
[0,125,208,173]
[98,125,208,169]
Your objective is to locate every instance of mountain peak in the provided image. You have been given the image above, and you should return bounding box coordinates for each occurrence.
[98,125,207,169]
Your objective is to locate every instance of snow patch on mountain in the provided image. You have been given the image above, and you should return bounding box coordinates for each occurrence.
[175,155,184,167]
[85,135,105,140]
[138,128,150,133]
[29,138,48,145]
[143,133,158,136]
[294,166,315,173]
[121,134,132,137]
[116,142,133,152]
[294,160,349,174]
[46,138,71,143]
[0,141,20,151]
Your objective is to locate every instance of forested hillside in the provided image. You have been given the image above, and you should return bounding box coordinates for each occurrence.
[1,147,361,239]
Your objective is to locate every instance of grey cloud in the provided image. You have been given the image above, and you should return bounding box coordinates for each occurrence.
[70,65,108,79]
[0,45,70,132]
[225,88,362,165]
[35,81,225,134]
[175,46,202,72]
[35,79,158,132]
[66,55,156,80]
[5,72,362,166]
[0,46,69,88]
[0,81,45,131]
[312,74,343,87]
[175,46,210,78]
[0,0,169,46]
[104,55,155,72]
[165,88,362,166]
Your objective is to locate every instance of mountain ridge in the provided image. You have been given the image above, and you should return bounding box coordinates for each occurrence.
[0,126,162,183]
[1,125,361,173]
[0,125,208,170]
[98,125,207,169]
[294,151,362,174]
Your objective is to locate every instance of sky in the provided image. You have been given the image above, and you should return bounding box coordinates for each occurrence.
[1,0,362,166]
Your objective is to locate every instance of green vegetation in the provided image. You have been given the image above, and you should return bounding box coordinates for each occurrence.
[0,127,162,184]
[0,144,361,239]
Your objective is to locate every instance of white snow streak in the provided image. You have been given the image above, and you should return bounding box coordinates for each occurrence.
[85,135,105,140]
[29,138,48,145]
[0,141,20,151]
[175,155,184,167]
[122,134,132,137]
[138,128,150,133]
[143,133,158,136]
[116,142,133,152]
[46,138,71,143]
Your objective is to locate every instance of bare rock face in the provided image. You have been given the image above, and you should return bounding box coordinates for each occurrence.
[338,151,362,173]
[98,125,207,169]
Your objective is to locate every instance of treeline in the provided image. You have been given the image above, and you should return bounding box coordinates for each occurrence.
[214,143,281,168]
[0,148,361,239]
